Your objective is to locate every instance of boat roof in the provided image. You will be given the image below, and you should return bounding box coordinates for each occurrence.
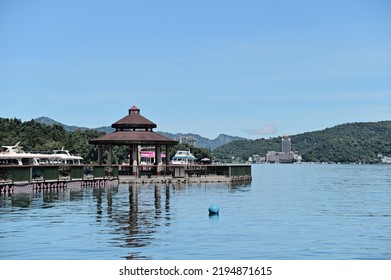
[0,153,58,159]
[172,155,196,159]
[173,150,196,159]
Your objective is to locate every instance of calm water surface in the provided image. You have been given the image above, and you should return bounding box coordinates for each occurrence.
[1,164,391,259]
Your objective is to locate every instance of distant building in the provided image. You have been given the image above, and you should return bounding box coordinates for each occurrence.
[266,135,301,163]
[266,151,279,163]
[281,135,291,153]
[252,154,265,163]
[176,136,196,147]
[266,151,301,163]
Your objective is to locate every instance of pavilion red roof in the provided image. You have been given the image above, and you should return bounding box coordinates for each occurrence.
[112,105,157,130]
[89,131,177,145]
[89,105,178,146]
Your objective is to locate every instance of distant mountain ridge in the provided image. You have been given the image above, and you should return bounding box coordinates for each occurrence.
[34,117,91,132]
[157,132,245,150]
[34,116,245,149]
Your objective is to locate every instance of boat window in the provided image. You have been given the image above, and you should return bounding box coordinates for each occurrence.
[0,159,19,165]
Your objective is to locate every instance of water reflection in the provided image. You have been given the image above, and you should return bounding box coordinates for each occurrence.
[0,181,250,259]
[94,187,115,222]
[208,213,219,220]
[114,184,173,259]
[11,194,32,208]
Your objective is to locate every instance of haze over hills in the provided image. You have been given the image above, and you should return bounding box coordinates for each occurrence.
[34,117,246,149]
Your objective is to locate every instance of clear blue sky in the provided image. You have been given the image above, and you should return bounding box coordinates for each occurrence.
[1,0,390,139]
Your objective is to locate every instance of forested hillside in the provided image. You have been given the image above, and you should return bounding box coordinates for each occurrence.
[213,121,391,163]
[3,118,391,164]
[0,118,213,164]
[0,118,104,163]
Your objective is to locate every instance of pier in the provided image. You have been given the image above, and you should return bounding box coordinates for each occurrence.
[1,104,252,195]
[0,164,119,195]
[119,164,252,184]
[0,164,251,194]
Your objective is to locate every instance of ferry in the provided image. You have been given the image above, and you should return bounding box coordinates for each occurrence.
[0,142,56,165]
[171,150,196,165]
[52,148,83,165]
[0,142,83,165]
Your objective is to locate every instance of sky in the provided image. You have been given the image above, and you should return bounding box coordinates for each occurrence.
[1,0,390,140]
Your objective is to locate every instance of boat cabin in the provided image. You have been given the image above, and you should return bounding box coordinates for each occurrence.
[171,150,196,165]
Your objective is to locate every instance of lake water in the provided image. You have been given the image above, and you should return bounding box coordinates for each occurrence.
[1,164,391,260]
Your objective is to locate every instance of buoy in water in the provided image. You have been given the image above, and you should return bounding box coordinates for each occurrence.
[208,205,220,215]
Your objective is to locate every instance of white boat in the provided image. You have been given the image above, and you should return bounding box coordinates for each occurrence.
[378,154,391,164]
[0,142,83,165]
[52,148,83,165]
[0,142,57,165]
[171,150,196,165]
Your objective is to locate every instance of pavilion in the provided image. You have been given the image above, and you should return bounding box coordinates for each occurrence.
[89,105,178,175]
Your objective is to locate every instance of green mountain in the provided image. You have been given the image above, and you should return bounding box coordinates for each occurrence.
[3,117,391,164]
[34,117,245,149]
[0,117,236,163]
[34,117,90,132]
[213,121,391,163]
[0,117,104,163]
[157,132,245,149]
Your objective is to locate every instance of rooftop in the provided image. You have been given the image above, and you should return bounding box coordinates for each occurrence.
[89,104,178,146]
[112,105,157,130]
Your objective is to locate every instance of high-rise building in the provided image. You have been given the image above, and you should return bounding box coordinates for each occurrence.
[265,135,301,163]
[281,135,291,153]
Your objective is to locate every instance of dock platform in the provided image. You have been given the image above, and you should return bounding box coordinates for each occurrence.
[0,164,251,194]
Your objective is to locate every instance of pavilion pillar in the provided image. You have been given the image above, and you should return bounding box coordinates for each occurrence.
[108,144,113,165]
[165,145,171,176]
[97,145,103,165]
[128,145,131,164]
[131,144,138,176]
[165,145,171,165]
[156,144,161,175]
[128,145,133,175]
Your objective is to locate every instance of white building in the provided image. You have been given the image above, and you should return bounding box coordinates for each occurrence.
[176,136,196,147]
[281,135,291,153]
[265,135,301,163]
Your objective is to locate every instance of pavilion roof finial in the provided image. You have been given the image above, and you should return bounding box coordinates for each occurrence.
[129,103,140,115]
